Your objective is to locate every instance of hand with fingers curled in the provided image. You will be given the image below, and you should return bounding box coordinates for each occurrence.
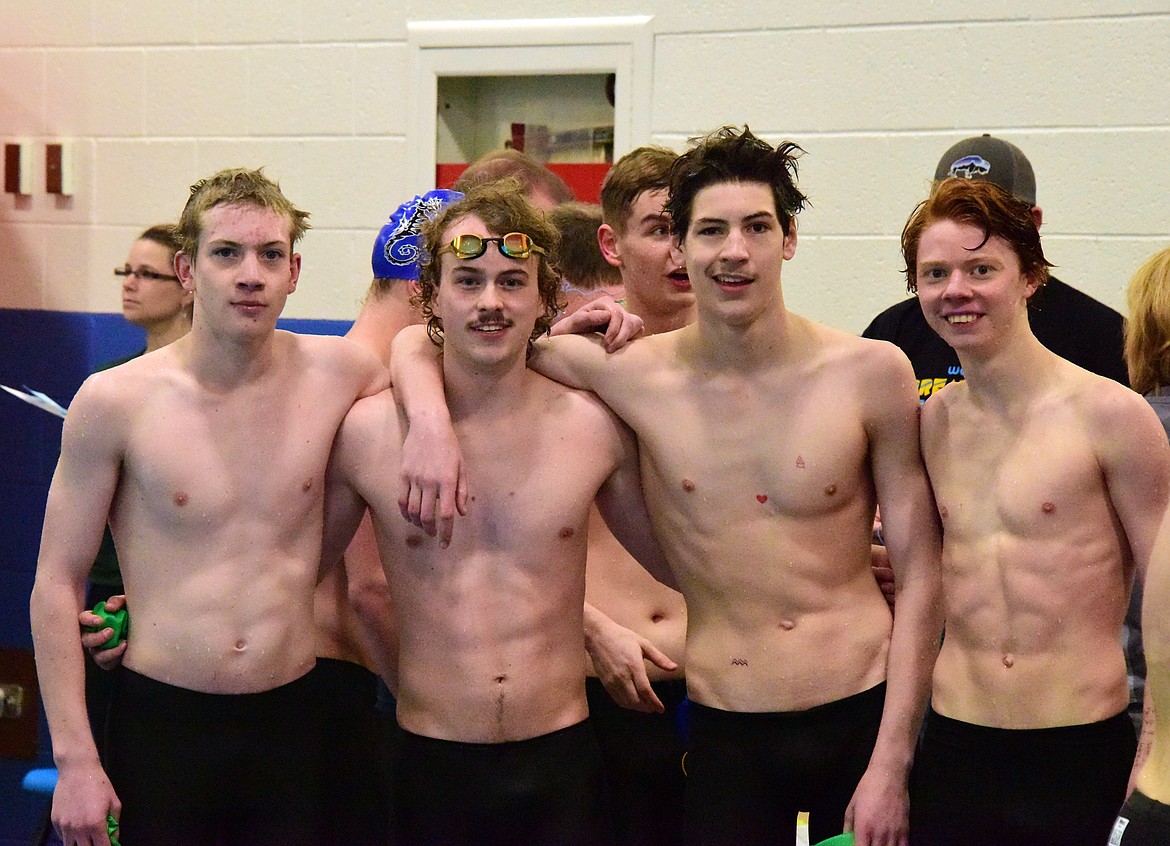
[550,295,645,353]
[584,603,678,714]
[397,412,468,549]
[79,594,129,670]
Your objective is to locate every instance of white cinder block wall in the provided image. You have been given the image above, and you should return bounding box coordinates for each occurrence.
[2,1,1169,331]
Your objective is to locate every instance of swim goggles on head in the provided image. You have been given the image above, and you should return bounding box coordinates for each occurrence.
[437,232,547,261]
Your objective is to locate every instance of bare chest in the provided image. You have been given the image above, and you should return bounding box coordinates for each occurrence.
[927,412,1107,542]
[627,374,871,523]
[118,385,339,529]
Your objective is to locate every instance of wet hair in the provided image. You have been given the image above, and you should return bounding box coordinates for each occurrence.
[666,126,807,242]
[901,177,1051,295]
[600,146,677,234]
[138,224,182,256]
[1125,246,1170,395]
[453,150,576,207]
[416,179,563,355]
[549,203,621,291]
[177,168,310,260]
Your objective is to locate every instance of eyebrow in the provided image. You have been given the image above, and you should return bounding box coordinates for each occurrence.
[693,210,776,225]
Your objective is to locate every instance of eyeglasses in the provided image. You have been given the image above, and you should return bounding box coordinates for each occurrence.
[437,232,547,261]
[114,266,180,282]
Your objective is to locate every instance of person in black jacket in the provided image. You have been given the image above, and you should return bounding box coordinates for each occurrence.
[863,134,1127,401]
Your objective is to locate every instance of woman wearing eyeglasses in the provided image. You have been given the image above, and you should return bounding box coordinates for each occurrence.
[114,224,193,353]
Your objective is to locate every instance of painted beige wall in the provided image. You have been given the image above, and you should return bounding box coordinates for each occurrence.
[2,1,1168,330]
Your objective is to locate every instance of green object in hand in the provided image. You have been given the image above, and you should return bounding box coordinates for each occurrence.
[107,814,121,846]
[87,601,129,650]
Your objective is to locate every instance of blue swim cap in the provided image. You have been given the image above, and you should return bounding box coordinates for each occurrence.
[371,189,463,280]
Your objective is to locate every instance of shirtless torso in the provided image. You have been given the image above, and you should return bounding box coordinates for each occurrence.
[922,361,1162,728]
[537,316,933,713]
[327,370,663,742]
[31,195,384,846]
[904,192,1169,846]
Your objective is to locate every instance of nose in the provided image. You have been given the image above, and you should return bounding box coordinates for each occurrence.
[720,228,749,261]
[940,269,972,299]
[476,280,504,311]
[235,252,264,290]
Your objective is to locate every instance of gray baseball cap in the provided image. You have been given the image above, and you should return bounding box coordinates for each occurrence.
[933,134,1036,206]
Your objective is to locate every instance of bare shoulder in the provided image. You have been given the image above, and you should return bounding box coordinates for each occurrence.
[71,346,181,419]
[539,325,682,377]
[529,370,629,455]
[339,387,400,438]
[284,331,385,395]
[802,318,913,383]
[289,331,379,371]
[1063,364,1159,438]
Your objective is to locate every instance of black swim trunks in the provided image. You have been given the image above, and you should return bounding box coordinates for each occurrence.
[1108,789,1170,845]
[910,707,1136,846]
[587,676,686,846]
[106,666,323,846]
[392,718,614,846]
[683,683,886,846]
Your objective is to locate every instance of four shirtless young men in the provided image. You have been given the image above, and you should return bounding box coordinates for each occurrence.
[32,127,1170,846]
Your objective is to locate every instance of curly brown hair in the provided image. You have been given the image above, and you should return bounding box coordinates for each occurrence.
[416,179,562,355]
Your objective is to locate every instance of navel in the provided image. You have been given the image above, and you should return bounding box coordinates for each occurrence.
[233,639,247,652]
[1002,654,1014,669]
[779,619,796,631]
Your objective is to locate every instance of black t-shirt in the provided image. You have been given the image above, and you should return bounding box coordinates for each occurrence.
[862,276,1127,401]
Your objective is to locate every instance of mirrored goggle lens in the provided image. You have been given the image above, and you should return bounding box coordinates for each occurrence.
[445,233,545,260]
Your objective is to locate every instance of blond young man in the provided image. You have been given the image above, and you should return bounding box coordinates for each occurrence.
[392,127,943,846]
[32,168,385,846]
[323,183,671,846]
[904,178,1170,846]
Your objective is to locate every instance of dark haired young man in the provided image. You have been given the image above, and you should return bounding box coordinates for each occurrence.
[392,127,943,846]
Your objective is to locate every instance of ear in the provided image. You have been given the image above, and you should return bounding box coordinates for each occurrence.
[782,220,798,260]
[1030,206,1043,229]
[1023,272,1041,301]
[597,224,622,268]
[175,251,195,293]
[288,252,301,294]
[669,237,685,268]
